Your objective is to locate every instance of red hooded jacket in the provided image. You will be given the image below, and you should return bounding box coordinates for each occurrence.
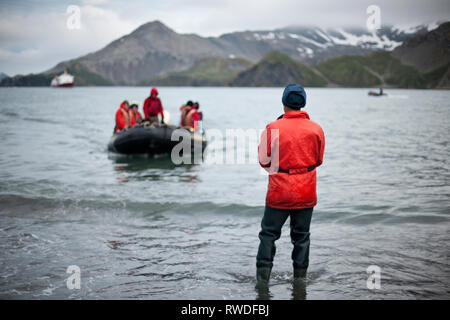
[115,101,131,132]
[143,88,164,120]
[258,110,325,209]
[184,108,201,130]
[191,111,201,130]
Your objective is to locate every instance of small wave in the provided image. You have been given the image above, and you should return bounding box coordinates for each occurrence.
[315,208,450,225]
[2,194,447,226]
[22,117,60,125]
[0,111,20,117]
[0,194,264,218]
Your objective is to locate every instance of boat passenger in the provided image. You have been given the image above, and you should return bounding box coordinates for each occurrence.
[179,100,194,127]
[129,101,142,126]
[185,102,202,132]
[114,100,132,132]
[143,88,164,124]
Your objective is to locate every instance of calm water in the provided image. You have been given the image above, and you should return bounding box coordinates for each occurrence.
[0,87,449,299]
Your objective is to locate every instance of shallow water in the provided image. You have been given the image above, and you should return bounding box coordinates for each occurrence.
[0,87,449,299]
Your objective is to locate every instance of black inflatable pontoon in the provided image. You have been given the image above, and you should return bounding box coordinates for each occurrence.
[108,122,207,155]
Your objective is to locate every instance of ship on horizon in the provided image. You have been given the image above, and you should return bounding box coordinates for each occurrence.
[50,70,74,88]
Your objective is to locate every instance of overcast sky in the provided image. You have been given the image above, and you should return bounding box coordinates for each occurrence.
[0,0,449,75]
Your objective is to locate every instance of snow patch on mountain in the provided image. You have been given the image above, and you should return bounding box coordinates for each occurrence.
[251,24,417,56]
[426,21,439,31]
[297,47,314,57]
[329,29,402,50]
[253,32,276,40]
[295,34,332,49]
[393,21,440,35]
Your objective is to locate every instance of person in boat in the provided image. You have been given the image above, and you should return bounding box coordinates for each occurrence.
[256,84,325,288]
[379,87,384,95]
[114,100,132,133]
[191,102,203,132]
[184,102,202,132]
[129,101,143,125]
[143,88,164,124]
[179,100,194,127]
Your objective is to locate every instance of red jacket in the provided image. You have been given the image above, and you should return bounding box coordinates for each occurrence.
[115,102,131,132]
[184,108,201,129]
[143,88,164,119]
[258,110,325,209]
[130,109,142,126]
[191,111,201,130]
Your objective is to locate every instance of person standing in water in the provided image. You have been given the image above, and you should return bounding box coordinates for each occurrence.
[143,88,164,124]
[256,84,325,287]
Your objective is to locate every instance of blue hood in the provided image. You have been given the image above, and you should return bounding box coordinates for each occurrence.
[282,84,306,109]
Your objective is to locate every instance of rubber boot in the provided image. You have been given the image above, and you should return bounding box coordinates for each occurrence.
[256,267,272,288]
[294,268,307,280]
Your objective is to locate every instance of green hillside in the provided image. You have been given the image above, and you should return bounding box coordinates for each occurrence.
[423,63,450,88]
[68,63,114,86]
[0,73,54,86]
[232,51,328,87]
[145,57,253,86]
[317,56,381,87]
[317,51,429,88]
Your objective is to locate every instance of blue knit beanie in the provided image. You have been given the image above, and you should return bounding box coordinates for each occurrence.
[282,84,306,109]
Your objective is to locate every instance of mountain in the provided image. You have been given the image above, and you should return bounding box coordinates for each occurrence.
[0,20,440,86]
[48,21,244,85]
[230,23,449,89]
[145,56,252,86]
[0,72,8,81]
[392,22,450,73]
[221,24,418,65]
[231,48,449,89]
[232,51,327,87]
[316,51,426,88]
[230,51,425,88]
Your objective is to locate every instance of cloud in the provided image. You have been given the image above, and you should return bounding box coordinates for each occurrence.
[81,0,109,5]
[0,4,139,75]
[161,0,450,36]
[0,0,448,75]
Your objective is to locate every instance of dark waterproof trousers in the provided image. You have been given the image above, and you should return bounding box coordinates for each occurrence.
[256,206,313,270]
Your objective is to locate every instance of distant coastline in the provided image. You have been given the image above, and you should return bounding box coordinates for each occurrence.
[1,21,449,89]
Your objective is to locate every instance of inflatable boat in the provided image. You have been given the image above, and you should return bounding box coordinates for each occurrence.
[108,121,207,155]
[368,90,387,97]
